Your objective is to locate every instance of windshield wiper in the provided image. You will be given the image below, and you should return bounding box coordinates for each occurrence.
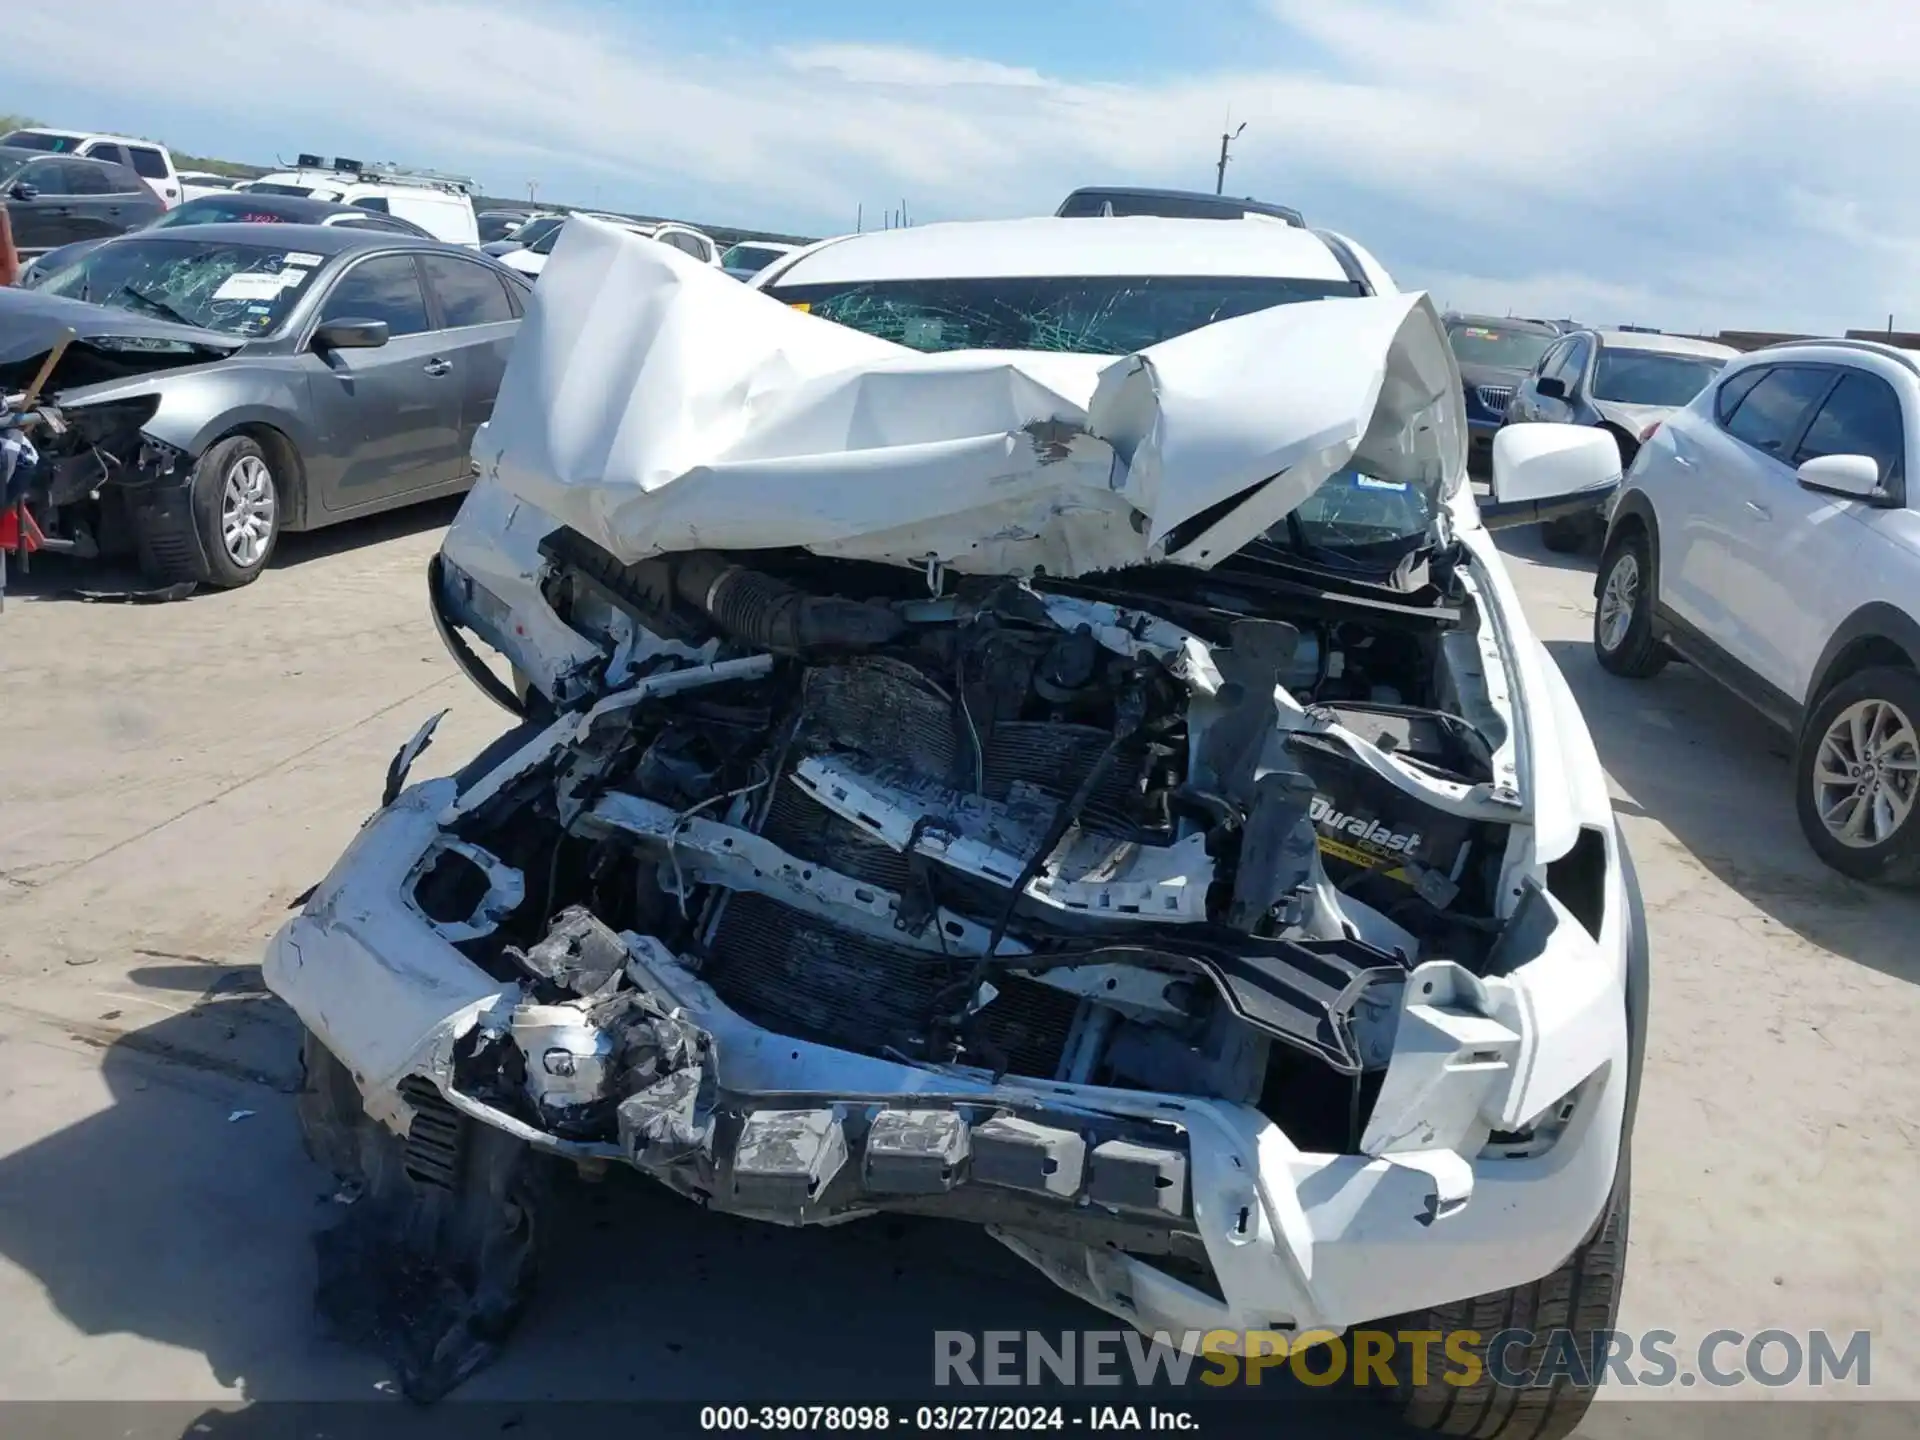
[114,286,198,329]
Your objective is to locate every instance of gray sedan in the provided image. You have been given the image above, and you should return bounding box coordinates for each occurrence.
[9,224,531,588]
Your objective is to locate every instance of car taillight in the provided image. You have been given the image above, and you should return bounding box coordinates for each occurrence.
[1639,422,1662,442]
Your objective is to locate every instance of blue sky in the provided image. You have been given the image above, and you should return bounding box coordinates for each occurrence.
[12,0,1918,335]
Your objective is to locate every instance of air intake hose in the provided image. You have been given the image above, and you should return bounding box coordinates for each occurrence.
[670,551,905,657]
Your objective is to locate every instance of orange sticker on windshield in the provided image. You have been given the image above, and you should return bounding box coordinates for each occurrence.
[788,301,811,313]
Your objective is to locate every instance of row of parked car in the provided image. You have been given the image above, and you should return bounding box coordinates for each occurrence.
[2,130,800,279]
[1443,311,1738,548]
[1440,304,1920,881]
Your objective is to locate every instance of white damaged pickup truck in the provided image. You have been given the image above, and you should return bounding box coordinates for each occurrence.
[265,217,1644,1434]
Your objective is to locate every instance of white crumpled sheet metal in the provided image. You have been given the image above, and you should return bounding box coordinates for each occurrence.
[474,217,1464,579]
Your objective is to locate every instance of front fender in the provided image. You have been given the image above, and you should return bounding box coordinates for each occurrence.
[139,371,320,463]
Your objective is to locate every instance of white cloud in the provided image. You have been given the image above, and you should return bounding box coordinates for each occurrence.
[781,45,1052,90]
[12,0,1919,332]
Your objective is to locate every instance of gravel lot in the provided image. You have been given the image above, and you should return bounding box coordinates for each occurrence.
[0,506,1914,1433]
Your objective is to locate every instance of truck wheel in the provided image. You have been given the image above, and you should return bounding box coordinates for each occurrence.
[1387,1166,1630,1440]
[138,435,281,588]
[1538,515,1590,553]
[297,1024,369,1179]
[1794,665,1920,885]
[1592,532,1667,678]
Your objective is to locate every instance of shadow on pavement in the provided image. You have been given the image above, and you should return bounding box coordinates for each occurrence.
[269,495,464,570]
[1544,637,1920,987]
[1495,521,1602,575]
[0,495,462,604]
[0,1003,1422,1436]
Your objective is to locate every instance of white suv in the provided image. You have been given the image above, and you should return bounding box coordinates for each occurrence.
[0,127,181,207]
[1593,338,1920,880]
[274,216,1645,1432]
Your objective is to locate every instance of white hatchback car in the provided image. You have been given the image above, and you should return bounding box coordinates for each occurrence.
[1594,337,1920,881]
[270,217,1644,1433]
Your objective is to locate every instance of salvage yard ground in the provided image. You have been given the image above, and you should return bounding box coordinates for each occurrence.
[0,508,1916,1433]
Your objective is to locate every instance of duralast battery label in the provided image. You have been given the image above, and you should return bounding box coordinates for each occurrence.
[1308,793,1422,861]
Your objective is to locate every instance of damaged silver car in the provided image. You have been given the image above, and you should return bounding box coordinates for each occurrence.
[268,217,1646,1434]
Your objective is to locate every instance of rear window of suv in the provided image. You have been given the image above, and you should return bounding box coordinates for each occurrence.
[764,273,1364,355]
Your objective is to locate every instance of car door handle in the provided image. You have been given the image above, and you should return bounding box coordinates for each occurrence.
[1745,500,1772,520]
[423,358,452,377]
[1672,453,1695,469]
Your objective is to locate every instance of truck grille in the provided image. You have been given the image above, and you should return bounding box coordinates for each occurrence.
[1476,384,1516,416]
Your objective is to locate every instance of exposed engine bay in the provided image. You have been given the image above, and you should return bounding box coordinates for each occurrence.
[1,333,195,566]
[267,242,1637,1406]
[415,534,1527,1186]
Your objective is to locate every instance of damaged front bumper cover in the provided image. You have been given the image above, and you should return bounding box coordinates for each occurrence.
[267,764,1629,1342]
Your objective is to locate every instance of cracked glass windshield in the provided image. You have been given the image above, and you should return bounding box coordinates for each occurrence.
[766,273,1363,354]
[36,238,326,337]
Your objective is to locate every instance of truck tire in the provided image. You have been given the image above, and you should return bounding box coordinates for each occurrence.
[1388,1165,1630,1440]
[1539,515,1590,552]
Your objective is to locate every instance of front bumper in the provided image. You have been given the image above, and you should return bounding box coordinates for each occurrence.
[267,762,1631,1341]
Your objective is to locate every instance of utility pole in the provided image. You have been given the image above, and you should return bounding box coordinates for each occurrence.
[1215,121,1246,195]
[856,203,863,233]
[527,179,538,203]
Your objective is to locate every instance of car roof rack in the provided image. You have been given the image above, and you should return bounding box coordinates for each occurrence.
[1055,185,1306,228]
[288,153,477,195]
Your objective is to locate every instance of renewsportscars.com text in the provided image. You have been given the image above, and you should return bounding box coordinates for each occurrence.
[934,1328,1872,1390]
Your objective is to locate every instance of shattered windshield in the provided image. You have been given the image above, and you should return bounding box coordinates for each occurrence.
[1592,349,1726,407]
[765,273,1365,354]
[1251,465,1437,571]
[36,238,327,337]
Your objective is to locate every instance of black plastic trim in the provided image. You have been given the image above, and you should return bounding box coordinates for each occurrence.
[1653,603,1802,733]
[1308,229,1374,296]
[1807,602,1920,711]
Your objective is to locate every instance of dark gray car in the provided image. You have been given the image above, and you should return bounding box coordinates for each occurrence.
[1,146,165,257]
[6,224,531,588]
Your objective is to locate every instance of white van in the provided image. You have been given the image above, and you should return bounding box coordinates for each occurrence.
[237,154,481,246]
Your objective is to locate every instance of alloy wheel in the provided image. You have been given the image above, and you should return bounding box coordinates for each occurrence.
[1812,697,1920,848]
[220,454,276,568]
[1597,551,1639,653]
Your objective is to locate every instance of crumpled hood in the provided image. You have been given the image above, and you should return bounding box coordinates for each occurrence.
[473,217,1466,578]
[0,287,242,393]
